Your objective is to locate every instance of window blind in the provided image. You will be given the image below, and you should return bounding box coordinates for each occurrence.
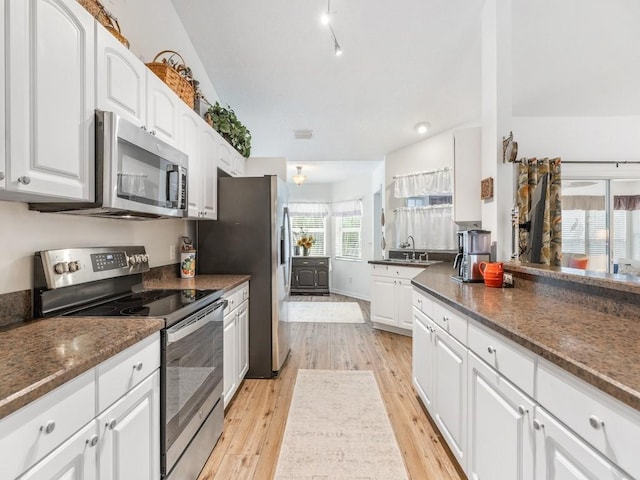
[333,199,362,259]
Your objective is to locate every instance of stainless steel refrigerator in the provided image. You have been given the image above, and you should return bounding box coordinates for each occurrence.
[196,175,291,378]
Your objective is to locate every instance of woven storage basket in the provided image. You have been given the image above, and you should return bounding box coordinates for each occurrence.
[77,0,129,48]
[146,51,195,108]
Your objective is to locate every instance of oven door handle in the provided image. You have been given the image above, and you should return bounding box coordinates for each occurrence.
[167,300,227,344]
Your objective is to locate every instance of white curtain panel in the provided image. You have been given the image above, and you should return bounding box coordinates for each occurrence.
[332,199,363,217]
[394,205,456,250]
[393,168,452,198]
[288,202,329,217]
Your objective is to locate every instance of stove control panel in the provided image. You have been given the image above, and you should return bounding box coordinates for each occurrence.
[35,246,150,290]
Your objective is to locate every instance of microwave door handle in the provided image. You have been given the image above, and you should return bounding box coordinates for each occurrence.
[166,164,179,208]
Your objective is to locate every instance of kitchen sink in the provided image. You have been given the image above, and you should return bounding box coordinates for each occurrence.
[380,259,442,266]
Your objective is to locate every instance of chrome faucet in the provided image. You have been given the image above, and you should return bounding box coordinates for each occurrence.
[407,235,415,260]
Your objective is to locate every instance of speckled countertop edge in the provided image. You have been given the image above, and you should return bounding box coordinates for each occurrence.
[368,260,438,268]
[505,262,640,296]
[0,318,164,420]
[0,274,250,421]
[411,264,640,412]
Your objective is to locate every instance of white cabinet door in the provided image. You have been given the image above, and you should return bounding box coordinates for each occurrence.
[234,152,246,177]
[452,127,481,224]
[7,0,95,201]
[146,72,179,147]
[0,0,5,191]
[97,371,159,480]
[95,26,146,127]
[237,300,249,382]
[19,422,98,480]
[200,126,218,219]
[217,136,234,175]
[180,107,202,219]
[371,276,396,326]
[223,312,237,408]
[468,352,535,480]
[397,278,414,329]
[433,324,467,472]
[412,307,435,412]
[534,407,631,480]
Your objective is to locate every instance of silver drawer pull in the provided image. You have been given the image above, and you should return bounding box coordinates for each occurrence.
[40,420,56,434]
[533,419,544,430]
[442,316,449,322]
[487,346,497,354]
[517,405,527,415]
[106,419,117,430]
[133,362,143,371]
[86,434,99,447]
[18,176,31,185]
[0,172,5,181]
[589,415,605,429]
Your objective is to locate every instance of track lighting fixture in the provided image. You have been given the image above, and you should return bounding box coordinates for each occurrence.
[320,0,343,57]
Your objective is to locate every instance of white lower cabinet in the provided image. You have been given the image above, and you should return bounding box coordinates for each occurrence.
[413,286,639,480]
[371,265,423,333]
[1,333,160,480]
[433,320,467,470]
[534,407,631,480]
[19,422,98,480]
[97,372,159,480]
[468,351,535,480]
[223,282,250,408]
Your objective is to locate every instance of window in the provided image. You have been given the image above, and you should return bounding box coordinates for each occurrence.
[334,199,362,260]
[289,203,329,256]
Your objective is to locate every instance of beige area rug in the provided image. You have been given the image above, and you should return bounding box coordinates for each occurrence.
[288,302,364,323]
[274,370,409,480]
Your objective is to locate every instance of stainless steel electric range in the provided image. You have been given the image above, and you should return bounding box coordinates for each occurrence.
[33,246,225,480]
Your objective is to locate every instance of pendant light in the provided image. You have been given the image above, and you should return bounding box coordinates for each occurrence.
[293,166,306,186]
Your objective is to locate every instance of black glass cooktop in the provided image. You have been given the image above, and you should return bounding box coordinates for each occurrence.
[66,289,220,317]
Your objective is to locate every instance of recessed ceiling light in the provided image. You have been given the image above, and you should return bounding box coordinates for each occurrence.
[415,122,430,135]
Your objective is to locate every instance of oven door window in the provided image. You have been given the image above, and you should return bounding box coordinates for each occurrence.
[164,305,223,458]
[116,138,175,208]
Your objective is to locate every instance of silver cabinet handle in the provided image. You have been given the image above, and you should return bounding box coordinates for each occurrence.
[18,176,31,185]
[40,420,56,434]
[150,130,157,136]
[487,346,497,354]
[140,125,148,131]
[533,419,544,430]
[589,415,605,429]
[86,434,99,447]
[134,362,143,371]
[106,419,117,430]
[0,172,4,181]
[442,316,449,322]
[517,405,527,415]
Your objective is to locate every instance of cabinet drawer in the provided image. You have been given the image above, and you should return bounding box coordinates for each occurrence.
[431,300,467,345]
[468,322,535,396]
[0,370,95,480]
[538,359,640,478]
[413,290,433,318]
[371,264,421,278]
[97,333,160,413]
[224,282,248,316]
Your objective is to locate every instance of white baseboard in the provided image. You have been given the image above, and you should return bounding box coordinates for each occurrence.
[330,288,370,302]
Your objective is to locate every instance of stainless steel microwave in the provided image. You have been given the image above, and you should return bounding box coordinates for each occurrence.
[30,110,188,219]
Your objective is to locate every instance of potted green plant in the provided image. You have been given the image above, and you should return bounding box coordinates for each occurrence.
[205,102,252,158]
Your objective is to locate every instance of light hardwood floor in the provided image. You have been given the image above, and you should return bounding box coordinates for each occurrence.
[197,294,465,480]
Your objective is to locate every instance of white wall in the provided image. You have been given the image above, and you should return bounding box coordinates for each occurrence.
[383,129,455,251]
[0,201,191,294]
[245,157,288,181]
[104,0,219,104]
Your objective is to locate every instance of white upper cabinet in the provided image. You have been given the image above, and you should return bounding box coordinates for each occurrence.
[216,134,245,177]
[96,26,179,147]
[95,26,146,127]
[452,127,481,225]
[146,71,180,147]
[5,0,95,201]
[200,125,218,219]
[0,0,5,190]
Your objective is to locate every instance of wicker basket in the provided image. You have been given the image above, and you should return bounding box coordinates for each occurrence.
[146,51,196,109]
[77,0,129,48]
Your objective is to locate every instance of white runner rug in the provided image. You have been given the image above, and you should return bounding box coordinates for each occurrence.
[288,302,364,323]
[274,370,409,480]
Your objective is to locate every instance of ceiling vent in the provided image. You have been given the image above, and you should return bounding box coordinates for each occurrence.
[294,130,313,140]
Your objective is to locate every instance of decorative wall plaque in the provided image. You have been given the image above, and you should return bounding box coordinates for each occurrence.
[481,177,494,200]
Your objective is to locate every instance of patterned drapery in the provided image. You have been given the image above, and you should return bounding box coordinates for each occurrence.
[516,158,562,265]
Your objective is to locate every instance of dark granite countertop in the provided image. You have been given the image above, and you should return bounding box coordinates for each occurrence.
[0,317,163,420]
[411,263,640,411]
[0,274,250,420]
[368,259,442,268]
